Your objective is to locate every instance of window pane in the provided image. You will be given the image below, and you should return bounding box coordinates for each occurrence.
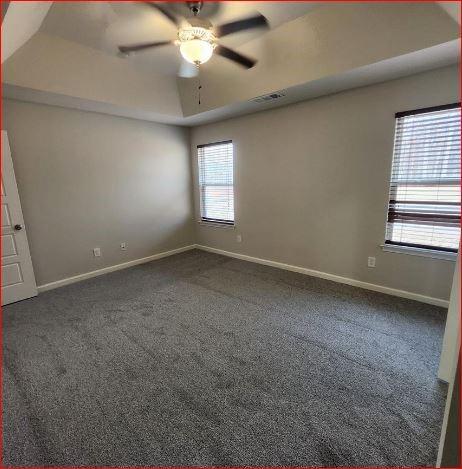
[198,141,234,223]
[386,223,460,251]
[201,185,234,222]
[385,104,461,252]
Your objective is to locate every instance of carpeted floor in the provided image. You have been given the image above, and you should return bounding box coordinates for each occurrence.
[4,249,448,466]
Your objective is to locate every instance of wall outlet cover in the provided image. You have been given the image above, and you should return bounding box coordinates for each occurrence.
[368,256,376,268]
[93,247,101,257]
[120,242,127,250]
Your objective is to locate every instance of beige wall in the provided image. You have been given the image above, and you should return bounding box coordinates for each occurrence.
[191,65,459,302]
[438,253,460,381]
[2,65,459,299]
[437,255,460,464]
[3,32,183,120]
[3,99,194,286]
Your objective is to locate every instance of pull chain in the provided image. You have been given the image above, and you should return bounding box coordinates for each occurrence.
[197,64,202,106]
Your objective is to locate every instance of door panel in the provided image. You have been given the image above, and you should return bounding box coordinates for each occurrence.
[1,203,11,227]
[2,263,22,287]
[2,234,17,257]
[1,130,37,305]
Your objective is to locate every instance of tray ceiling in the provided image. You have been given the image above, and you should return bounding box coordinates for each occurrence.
[39,1,320,76]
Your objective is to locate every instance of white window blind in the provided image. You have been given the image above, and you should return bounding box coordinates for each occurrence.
[198,140,234,225]
[385,103,461,253]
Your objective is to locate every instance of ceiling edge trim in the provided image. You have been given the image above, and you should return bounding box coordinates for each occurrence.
[3,40,459,128]
[2,84,188,127]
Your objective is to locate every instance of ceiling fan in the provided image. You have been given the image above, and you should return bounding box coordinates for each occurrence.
[118,1,269,74]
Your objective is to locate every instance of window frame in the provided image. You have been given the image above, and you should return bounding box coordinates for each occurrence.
[382,102,461,259]
[197,140,235,227]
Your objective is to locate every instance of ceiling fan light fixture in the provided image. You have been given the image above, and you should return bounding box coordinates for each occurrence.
[180,39,214,65]
[118,5,267,72]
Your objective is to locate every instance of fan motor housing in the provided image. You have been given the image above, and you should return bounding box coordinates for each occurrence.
[178,17,215,44]
[187,1,203,15]
[185,16,213,31]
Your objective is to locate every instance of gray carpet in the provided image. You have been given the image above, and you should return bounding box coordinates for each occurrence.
[4,249,448,466]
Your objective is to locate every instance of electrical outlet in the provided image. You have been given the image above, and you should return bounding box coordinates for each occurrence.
[236,234,242,243]
[93,247,101,257]
[120,242,127,251]
[367,256,376,268]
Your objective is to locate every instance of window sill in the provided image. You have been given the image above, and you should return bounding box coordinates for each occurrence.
[197,220,235,230]
[381,244,457,261]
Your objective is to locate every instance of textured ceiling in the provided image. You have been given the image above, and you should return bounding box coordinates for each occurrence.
[1,1,52,63]
[40,1,320,76]
[438,1,461,23]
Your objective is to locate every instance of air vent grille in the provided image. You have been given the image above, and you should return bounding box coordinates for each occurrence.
[252,91,286,103]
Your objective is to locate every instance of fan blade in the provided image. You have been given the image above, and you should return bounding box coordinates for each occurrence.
[143,2,181,27]
[215,45,256,69]
[215,14,268,38]
[118,40,173,54]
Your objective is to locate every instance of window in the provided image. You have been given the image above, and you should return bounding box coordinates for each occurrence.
[198,140,234,225]
[385,103,461,254]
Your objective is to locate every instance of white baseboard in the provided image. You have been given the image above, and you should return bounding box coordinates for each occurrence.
[37,243,449,308]
[195,244,449,308]
[37,245,196,293]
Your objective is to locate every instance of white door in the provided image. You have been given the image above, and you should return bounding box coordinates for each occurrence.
[1,130,37,305]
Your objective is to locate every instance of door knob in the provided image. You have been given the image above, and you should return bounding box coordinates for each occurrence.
[14,224,22,231]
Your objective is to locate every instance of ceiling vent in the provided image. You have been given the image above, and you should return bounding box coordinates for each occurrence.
[252,91,286,103]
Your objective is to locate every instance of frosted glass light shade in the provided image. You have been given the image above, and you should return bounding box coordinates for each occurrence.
[180,39,213,65]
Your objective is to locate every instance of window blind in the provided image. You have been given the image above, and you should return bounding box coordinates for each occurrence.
[198,140,234,225]
[385,103,461,253]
